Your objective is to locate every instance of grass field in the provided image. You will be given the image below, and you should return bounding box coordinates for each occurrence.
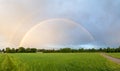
[107,53,120,59]
[0,53,120,71]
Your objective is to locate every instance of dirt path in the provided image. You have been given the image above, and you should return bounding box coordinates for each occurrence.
[100,53,120,64]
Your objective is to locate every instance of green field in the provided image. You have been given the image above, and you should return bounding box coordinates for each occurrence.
[107,53,120,59]
[0,53,120,71]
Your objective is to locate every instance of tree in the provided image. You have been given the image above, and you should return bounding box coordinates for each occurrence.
[60,48,71,53]
[78,48,84,52]
[18,47,25,53]
[118,46,120,52]
[30,48,37,53]
[6,47,11,53]
[11,48,16,53]
[2,49,5,53]
[106,47,111,53]
[98,48,103,52]
[26,48,31,53]
[91,48,96,52]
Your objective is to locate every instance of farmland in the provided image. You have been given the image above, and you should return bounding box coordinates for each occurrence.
[0,53,120,71]
[107,53,120,59]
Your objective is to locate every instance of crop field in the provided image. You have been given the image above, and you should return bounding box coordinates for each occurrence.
[0,53,120,71]
[107,53,120,59]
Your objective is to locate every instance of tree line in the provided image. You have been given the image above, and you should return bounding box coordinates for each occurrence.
[0,47,37,53]
[0,47,120,53]
[38,47,120,53]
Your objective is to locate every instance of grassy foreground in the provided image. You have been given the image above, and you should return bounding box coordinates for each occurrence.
[0,53,120,71]
[107,53,120,59]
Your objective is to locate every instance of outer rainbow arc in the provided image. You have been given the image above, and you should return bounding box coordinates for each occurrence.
[19,18,95,47]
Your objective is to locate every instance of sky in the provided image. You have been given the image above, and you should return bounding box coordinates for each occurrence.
[0,0,120,49]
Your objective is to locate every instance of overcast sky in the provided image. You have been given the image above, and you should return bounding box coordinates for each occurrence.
[0,0,120,49]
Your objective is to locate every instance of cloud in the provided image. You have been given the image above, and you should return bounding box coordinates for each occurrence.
[0,0,120,48]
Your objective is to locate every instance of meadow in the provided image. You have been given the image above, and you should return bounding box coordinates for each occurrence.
[107,53,120,59]
[0,53,120,71]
